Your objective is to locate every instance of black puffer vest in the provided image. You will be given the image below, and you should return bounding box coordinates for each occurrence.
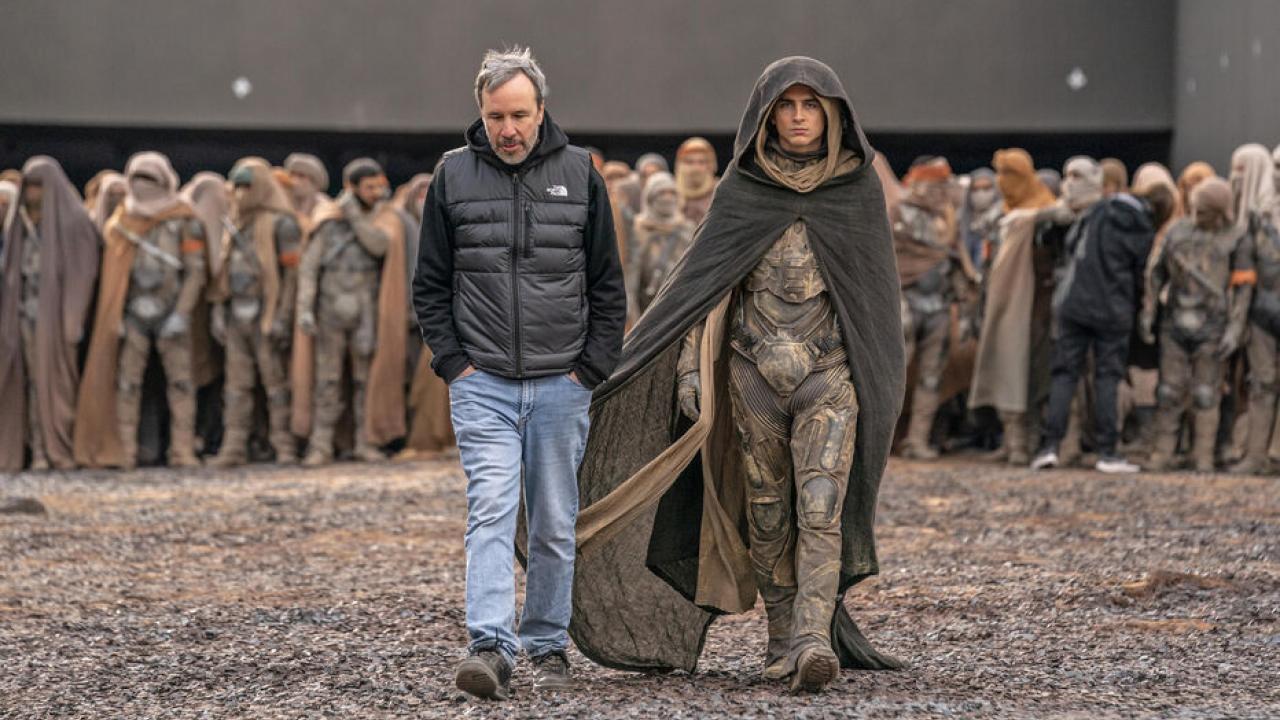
[440,120,591,377]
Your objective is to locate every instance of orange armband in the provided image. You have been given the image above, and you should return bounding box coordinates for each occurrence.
[279,249,301,268]
[182,238,206,255]
[1230,269,1257,287]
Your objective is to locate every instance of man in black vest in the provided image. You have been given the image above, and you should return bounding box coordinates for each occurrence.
[412,46,625,700]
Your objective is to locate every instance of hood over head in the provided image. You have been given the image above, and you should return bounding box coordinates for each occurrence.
[993,148,1055,211]
[284,152,329,193]
[123,151,182,218]
[1230,143,1275,233]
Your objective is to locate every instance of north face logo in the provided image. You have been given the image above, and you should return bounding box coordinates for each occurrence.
[546,185,568,197]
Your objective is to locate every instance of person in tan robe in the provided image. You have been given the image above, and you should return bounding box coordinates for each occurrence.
[675,137,718,226]
[74,152,206,469]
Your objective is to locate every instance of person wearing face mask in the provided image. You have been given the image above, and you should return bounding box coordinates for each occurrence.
[894,156,976,460]
[74,151,206,470]
[960,168,1001,270]
[90,172,129,232]
[204,158,303,468]
[969,149,1057,466]
[630,171,694,315]
[293,157,408,466]
[1032,157,1106,465]
[1226,144,1280,474]
[675,136,719,226]
[1030,169,1174,473]
[0,157,101,472]
[1138,177,1252,472]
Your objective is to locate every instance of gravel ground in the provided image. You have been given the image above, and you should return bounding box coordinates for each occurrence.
[1,455,1277,719]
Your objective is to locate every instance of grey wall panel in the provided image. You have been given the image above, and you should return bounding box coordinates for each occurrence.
[1171,0,1280,172]
[2,0,1173,134]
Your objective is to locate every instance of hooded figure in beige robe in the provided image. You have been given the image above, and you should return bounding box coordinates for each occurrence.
[0,157,101,471]
[74,151,207,469]
[675,137,718,226]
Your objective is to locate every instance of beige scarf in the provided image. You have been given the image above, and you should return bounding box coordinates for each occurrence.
[753,94,859,192]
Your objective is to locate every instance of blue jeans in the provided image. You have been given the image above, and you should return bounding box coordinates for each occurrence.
[449,370,592,664]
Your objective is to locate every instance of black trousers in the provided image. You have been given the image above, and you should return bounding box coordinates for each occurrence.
[1042,316,1130,456]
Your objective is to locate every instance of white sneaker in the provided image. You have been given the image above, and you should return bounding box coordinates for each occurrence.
[1030,450,1059,470]
[1096,456,1140,474]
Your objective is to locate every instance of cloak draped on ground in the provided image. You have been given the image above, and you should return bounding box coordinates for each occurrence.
[566,57,905,673]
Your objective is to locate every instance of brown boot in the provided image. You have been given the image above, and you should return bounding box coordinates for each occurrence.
[206,429,249,468]
[1001,412,1029,466]
[1231,391,1275,474]
[759,585,796,681]
[1191,408,1219,473]
[1145,405,1183,471]
[901,388,940,460]
[789,640,840,694]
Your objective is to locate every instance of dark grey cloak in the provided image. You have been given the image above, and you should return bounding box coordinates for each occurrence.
[568,57,906,673]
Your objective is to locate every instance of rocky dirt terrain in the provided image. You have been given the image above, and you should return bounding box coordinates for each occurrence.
[2,455,1277,719]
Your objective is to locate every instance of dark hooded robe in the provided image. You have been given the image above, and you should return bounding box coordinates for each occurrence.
[0,157,101,471]
[564,57,905,673]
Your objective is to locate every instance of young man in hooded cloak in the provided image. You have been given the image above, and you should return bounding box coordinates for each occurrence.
[568,57,905,694]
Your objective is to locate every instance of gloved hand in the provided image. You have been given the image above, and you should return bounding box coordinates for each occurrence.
[1139,313,1156,346]
[1217,326,1241,359]
[211,305,227,346]
[298,311,317,337]
[159,312,190,339]
[269,317,291,350]
[354,325,375,357]
[678,371,702,422]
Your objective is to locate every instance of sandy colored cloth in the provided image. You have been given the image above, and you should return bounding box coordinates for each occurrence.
[1177,162,1215,216]
[403,346,454,452]
[995,148,1055,213]
[179,172,230,389]
[968,208,1040,413]
[288,200,407,445]
[1133,163,1182,280]
[968,148,1057,413]
[892,200,956,287]
[216,158,293,336]
[569,57,903,673]
[1231,144,1276,235]
[123,152,183,219]
[0,157,102,471]
[90,173,128,232]
[1101,158,1129,195]
[73,202,196,468]
[393,173,432,222]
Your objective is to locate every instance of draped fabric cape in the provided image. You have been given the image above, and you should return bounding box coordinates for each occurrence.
[565,57,905,673]
[0,157,101,471]
[212,159,294,336]
[968,149,1056,413]
[288,199,408,445]
[181,172,230,388]
[73,202,197,468]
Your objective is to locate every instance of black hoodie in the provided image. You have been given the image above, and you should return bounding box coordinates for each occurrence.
[1054,194,1156,332]
[413,112,625,387]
